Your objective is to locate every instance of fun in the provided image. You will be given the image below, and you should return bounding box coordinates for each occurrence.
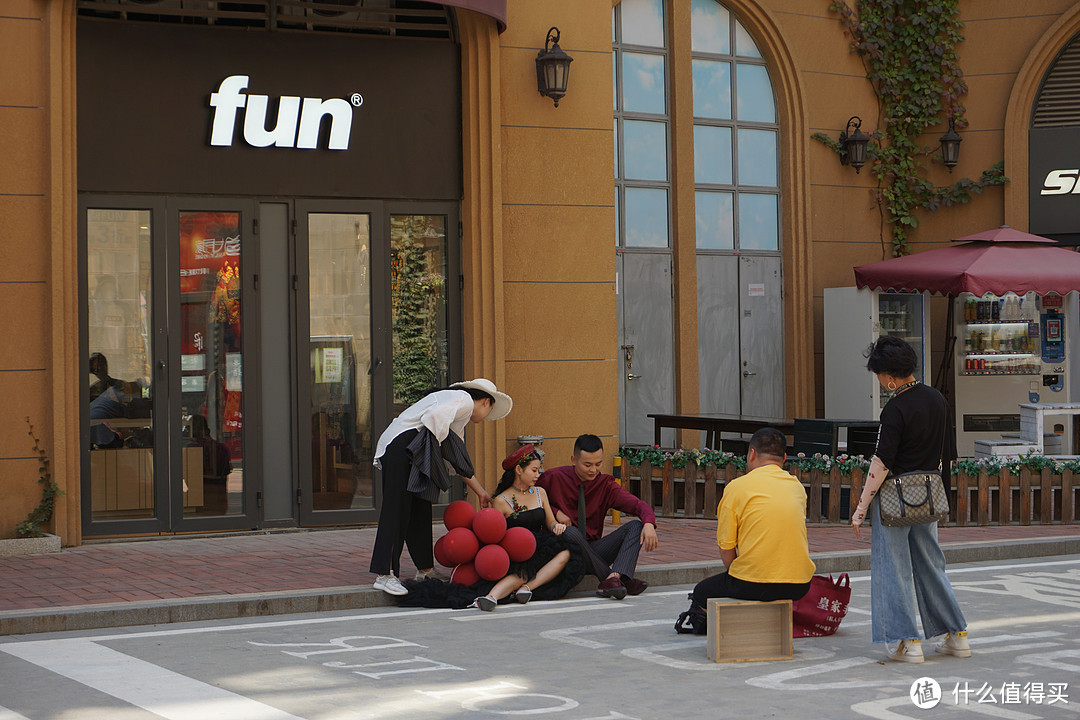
[209,74,353,150]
